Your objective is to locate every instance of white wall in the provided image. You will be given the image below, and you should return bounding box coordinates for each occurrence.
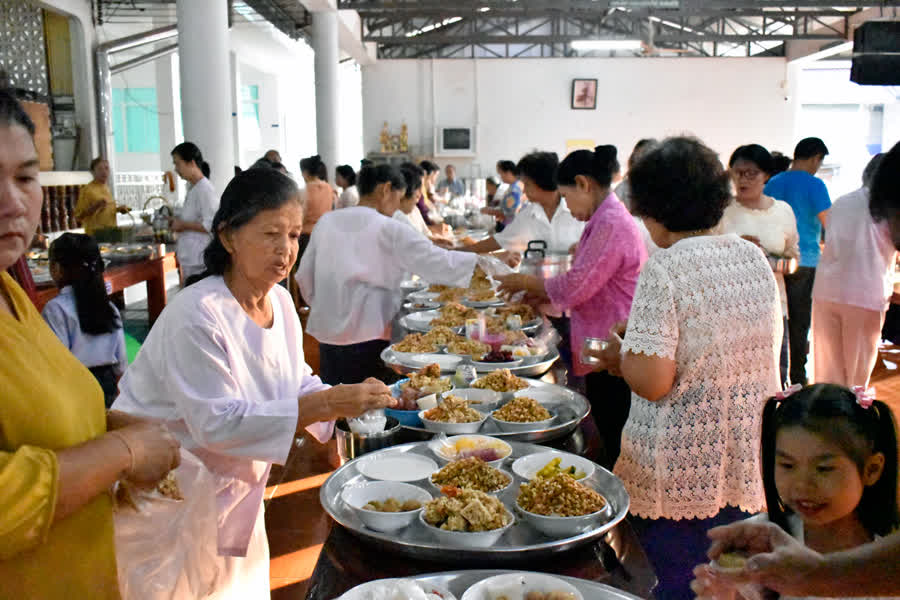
[362,57,795,175]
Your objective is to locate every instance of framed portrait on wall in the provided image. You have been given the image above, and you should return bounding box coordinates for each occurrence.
[571,79,598,110]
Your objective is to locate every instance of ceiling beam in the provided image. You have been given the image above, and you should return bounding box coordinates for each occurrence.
[365,32,842,45]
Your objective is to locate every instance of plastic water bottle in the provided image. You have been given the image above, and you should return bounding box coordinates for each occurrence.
[455,364,477,388]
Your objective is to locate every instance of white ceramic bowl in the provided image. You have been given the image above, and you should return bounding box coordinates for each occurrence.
[427,466,514,496]
[513,388,572,406]
[449,388,504,413]
[515,490,613,538]
[418,508,514,548]
[511,451,596,482]
[400,279,427,293]
[460,572,584,600]
[339,578,457,600]
[471,376,531,402]
[418,410,488,435]
[341,481,432,533]
[470,358,524,372]
[409,353,463,372]
[429,434,513,468]
[489,409,557,433]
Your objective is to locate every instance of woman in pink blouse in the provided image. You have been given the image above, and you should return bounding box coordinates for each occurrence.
[497,145,647,468]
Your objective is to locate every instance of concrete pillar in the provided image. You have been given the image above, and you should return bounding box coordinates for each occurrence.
[312,10,340,181]
[175,0,235,196]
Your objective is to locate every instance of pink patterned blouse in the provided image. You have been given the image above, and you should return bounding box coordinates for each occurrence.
[544,193,647,376]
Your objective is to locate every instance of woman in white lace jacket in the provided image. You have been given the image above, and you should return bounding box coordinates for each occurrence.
[595,137,782,600]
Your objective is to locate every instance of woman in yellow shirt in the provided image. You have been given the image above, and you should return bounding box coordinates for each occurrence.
[74,157,128,236]
[0,90,180,599]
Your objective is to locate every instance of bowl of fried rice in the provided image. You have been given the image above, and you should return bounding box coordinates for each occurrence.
[419,396,488,434]
[489,396,556,432]
[515,473,611,537]
[427,457,513,495]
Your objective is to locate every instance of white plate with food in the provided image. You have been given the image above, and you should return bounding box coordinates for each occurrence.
[404,300,442,312]
[410,571,644,600]
[356,451,439,483]
[428,434,513,467]
[427,459,514,496]
[511,451,596,482]
[341,481,432,533]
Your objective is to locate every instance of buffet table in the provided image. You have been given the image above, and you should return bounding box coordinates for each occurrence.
[303,417,657,600]
[33,247,178,326]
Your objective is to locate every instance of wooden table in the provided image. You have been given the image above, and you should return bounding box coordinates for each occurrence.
[34,250,178,326]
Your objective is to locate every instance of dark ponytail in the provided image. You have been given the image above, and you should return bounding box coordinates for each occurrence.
[760,384,900,538]
[558,145,620,187]
[172,142,210,179]
[48,233,119,335]
[336,164,357,186]
[199,168,301,280]
[300,155,328,181]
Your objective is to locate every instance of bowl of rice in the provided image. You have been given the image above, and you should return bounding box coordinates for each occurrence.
[515,473,611,537]
[427,457,513,495]
[471,369,530,401]
[489,396,556,432]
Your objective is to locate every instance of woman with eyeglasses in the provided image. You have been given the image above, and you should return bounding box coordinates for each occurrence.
[720,144,799,386]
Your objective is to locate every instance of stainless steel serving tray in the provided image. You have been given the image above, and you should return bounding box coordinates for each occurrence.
[381,347,559,379]
[321,440,629,562]
[397,378,588,444]
[414,570,642,599]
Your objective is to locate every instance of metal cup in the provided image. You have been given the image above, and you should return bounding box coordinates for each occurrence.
[335,416,402,465]
[581,337,609,365]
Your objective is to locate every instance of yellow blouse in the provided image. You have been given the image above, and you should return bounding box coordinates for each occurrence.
[74,181,117,235]
[0,272,120,599]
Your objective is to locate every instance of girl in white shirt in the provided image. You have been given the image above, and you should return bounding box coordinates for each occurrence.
[170,142,218,282]
[42,233,127,407]
[297,164,478,385]
[693,383,899,600]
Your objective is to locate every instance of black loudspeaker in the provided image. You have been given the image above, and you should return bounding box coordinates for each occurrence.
[850,21,900,85]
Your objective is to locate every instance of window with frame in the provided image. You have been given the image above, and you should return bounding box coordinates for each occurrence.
[240,84,262,150]
[112,88,160,153]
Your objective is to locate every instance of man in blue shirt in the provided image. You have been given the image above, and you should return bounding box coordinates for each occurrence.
[436,164,466,199]
[764,137,832,385]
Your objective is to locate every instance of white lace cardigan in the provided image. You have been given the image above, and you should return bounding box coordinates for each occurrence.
[615,234,782,520]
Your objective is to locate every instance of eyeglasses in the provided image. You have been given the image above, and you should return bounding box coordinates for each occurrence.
[731,168,763,180]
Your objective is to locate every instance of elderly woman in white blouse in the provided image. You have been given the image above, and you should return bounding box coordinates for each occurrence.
[298,164,479,385]
[592,137,782,600]
[112,169,396,599]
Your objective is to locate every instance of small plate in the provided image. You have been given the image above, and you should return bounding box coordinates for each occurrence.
[470,358,524,372]
[461,572,584,600]
[511,451,596,481]
[410,353,463,371]
[403,301,441,312]
[408,290,441,302]
[356,452,438,482]
[462,297,505,309]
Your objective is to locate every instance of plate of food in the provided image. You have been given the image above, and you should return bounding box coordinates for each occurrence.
[429,434,513,467]
[409,354,463,372]
[436,287,468,304]
[460,572,584,600]
[404,300,442,313]
[511,452,595,482]
[320,440,630,561]
[462,288,504,309]
[341,481,432,532]
[470,349,524,372]
[391,333,444,358]
[387,364,455,426]
[445,337,492,359]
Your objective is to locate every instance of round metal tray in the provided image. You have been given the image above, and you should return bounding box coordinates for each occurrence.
[321,440,629,562]
[382,347,561,379]
[397,378,588,443]
[413,570,642,599]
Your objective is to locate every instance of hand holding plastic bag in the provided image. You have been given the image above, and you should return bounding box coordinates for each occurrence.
[114,449,220,600]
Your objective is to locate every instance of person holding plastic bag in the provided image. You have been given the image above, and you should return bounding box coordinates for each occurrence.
[0,89,180,599]
[112,168,397,599]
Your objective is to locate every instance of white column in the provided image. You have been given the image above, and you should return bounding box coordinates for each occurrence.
[312,10,340,181]
[175,0,235,196]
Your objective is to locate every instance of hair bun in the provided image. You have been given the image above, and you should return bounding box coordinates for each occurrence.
[594,145,618,162]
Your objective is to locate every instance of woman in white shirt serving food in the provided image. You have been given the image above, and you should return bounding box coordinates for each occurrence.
[170,142,219,282]
[112,169,396,599]
[298,164,480,385]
